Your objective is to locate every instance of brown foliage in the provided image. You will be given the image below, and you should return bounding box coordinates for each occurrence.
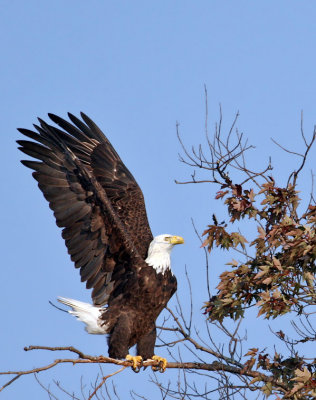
[177,99,316,399]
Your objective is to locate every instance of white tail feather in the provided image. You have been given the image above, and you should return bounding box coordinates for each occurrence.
[58,297,107,334]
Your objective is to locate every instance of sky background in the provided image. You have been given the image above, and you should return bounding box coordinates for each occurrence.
[1,1,316,399]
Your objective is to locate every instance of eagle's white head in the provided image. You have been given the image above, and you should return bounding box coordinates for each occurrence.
[145,234,184,274]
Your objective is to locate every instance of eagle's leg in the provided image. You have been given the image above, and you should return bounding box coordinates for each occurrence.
[137,326,167,372]
[108,315,130,358]
[137,325,156,360]
[108,315,143,372]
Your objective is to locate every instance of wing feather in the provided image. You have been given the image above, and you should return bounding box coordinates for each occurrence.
[18,113,153,306]
[80,252,104,281]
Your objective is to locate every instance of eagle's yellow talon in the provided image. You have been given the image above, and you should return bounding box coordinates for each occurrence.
[126,354,143,372]
[152,355,167,372]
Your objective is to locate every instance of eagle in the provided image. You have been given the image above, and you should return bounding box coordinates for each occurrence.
[17,112,184,372]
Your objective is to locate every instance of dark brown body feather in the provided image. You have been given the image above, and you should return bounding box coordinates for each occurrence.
[17,113,177,359]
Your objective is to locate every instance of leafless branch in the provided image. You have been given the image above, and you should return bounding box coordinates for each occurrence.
[87,367,127,400]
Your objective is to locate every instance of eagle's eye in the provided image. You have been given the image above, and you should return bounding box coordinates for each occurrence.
[164,236,171,242]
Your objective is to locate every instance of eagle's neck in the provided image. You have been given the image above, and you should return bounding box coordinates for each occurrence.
[145,243,172,274]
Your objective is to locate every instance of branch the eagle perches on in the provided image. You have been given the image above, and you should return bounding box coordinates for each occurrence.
[0,344,280,394]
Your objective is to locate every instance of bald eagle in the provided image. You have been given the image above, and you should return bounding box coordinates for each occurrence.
[17,113,184,372]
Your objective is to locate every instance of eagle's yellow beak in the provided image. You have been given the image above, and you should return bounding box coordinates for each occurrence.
[169,235,184,245]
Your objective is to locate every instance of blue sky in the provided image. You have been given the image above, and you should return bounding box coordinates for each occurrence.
[1,1,316,399]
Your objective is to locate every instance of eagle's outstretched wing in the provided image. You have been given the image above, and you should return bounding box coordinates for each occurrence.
[17,113,153,306]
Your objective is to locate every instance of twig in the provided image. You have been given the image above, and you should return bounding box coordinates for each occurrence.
[88,367,126,400]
